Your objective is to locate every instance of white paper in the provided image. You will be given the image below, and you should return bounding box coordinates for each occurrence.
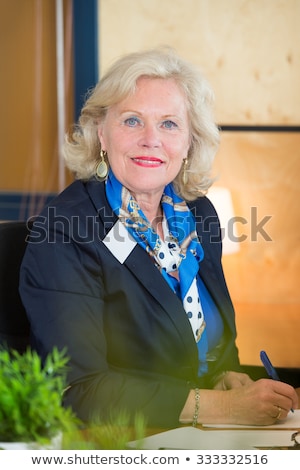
[128,426,295,450]
[202,409,300,429]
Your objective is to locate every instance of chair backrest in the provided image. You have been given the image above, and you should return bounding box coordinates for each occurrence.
[0,221,31,352]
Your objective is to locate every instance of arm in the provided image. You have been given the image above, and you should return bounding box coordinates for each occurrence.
[180,380,298,426]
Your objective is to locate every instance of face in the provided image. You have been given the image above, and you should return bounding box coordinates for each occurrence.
[97,77,191,203]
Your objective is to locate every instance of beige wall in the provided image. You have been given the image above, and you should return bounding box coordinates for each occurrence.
[99,0,300,367]
[99,0,300,125]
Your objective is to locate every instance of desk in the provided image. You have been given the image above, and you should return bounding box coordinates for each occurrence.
[65,410,300,450]
[62,388,300,450]
[129,426,300,450]
[129,412,300,450]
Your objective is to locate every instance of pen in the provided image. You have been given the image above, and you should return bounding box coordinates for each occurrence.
[260,350,294,412]
[260,350,280,380]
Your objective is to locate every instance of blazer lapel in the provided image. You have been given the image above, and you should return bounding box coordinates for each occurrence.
[199,254,236,335]
[124,245,198,359]
[85,179,203,361]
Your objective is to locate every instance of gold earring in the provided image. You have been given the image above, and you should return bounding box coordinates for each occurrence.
[182,158,188,185]
[96,149,108,179]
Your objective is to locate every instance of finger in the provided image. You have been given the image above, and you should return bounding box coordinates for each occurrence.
[273,386,298,412]
[272,405,284,420]
[239,374,253,386]
[226,373,252,389]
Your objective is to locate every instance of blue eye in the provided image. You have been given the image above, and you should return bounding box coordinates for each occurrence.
[162,120,178,129]
[124,116,140,127]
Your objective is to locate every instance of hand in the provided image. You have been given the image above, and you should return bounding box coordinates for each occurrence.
[180,378,299,426]
[227,378,299,425]
[213,371,253,390]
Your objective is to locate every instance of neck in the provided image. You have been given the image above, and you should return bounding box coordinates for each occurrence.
[131,192,164,238]
[131,193,162,222]
[143,204,164,236]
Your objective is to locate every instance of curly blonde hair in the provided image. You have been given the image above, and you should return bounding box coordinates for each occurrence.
[63,46,220,201]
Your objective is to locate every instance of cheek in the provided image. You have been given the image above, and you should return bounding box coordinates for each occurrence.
[101,125,131,151]
[172,138,190,159]
[98,118,118,150]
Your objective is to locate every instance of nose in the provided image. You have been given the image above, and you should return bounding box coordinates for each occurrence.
[138,124,162,148]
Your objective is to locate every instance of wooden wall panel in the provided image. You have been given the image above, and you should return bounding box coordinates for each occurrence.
[0,0,73,193]
[235,302,300,367]
[212,132,300,304]
[99,0,300,125]
[212,132,300,366]
[0,0,57,192]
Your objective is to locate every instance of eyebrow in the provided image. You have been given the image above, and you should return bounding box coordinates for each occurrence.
[119,109,186,121]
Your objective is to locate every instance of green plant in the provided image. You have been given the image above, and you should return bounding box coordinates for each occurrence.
[0,347,77,444]
[63,411,146,450]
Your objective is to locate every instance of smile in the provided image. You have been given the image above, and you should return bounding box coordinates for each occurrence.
[132,156,163,167]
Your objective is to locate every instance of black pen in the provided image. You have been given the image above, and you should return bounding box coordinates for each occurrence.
[260,350,294,412]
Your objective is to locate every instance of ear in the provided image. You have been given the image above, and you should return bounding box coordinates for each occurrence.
[97,126,106,151]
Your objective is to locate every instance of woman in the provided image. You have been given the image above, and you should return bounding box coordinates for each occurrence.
[19,47,298,428]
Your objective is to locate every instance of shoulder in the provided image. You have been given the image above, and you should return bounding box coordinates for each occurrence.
[188,195,222,248]
[188,194,218,219]
[188,195,220,232]
[40,180,90,215]
[28,179,108,244]
[36,179,105,220]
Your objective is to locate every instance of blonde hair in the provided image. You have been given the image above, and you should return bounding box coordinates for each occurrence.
[63,47,220,200]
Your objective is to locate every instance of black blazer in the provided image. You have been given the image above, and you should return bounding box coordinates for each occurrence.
[19,178,241,427]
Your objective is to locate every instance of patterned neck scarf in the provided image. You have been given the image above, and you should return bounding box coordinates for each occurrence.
[106,170,208,373]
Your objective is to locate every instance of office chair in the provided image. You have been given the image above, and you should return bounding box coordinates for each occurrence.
[0,221,31,352]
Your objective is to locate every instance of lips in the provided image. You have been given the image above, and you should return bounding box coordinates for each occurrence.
[132,156,163,166]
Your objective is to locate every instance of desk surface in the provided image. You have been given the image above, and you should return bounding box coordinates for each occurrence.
[130,426,300,450]
[63,390,300,450]
[135,401,300,450]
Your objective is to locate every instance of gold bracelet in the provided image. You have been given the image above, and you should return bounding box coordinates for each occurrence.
[192,388,200,427]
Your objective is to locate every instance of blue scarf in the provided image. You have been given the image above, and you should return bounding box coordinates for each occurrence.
[105,170,208,375]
